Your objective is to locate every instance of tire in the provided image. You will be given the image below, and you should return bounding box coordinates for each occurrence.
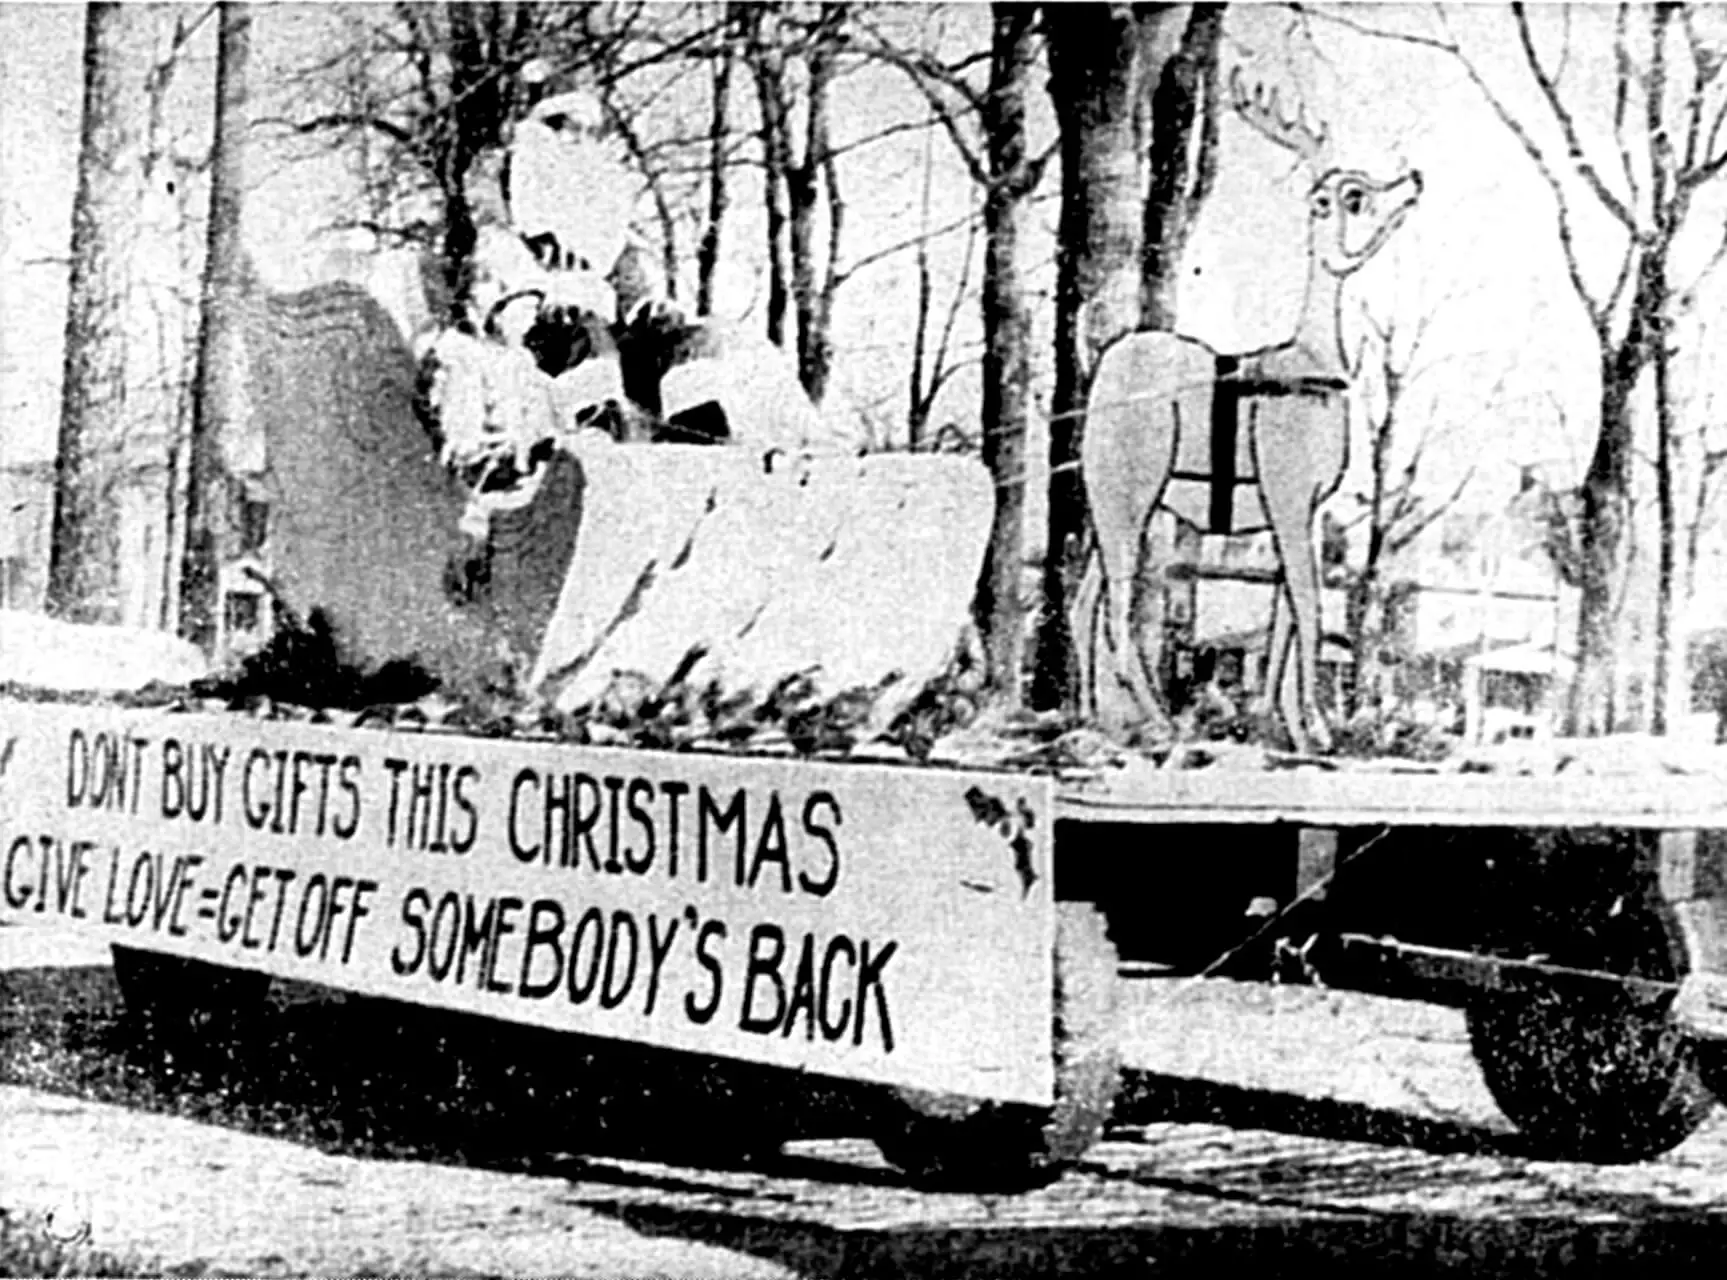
[873,902,1122,1190]
[111,945,271,1048]
[1700,1042,1727,1109]
[1465,894,1715,1163]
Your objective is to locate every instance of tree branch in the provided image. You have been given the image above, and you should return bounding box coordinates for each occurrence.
[1679,4,1711,176]
[849,18,990,103]
[1704,93,1727,177]
[869,51,988,186]
[1680,136,1727,191]
[1290,3,1457,55]
[266,111,416,147]
[1388,465,1476,555]
[1428,7,1613,337]
[831,207,980,289]
[1512,2,1641,235]
[824,115,948,166]
[601,81,680,296]
[1611,2,1642,217]
[930,209,980,391]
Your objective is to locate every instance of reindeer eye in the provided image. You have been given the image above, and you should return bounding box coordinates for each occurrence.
[1312,194,1333,218]
[1341,187,1367,216]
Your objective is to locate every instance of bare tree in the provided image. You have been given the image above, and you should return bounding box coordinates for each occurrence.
[596,72,686,301]
[49,2,140,622]
[1330,3,1727,733]
[1141,4,1225,330]
[1340,298,1490,717]
[848,5,1053,696]
[181,0,250,651]
[970,5,1044,700]
[904,178,980,450]
[738,4,794,346]
[843,9,996,449]
[740,2,849,402]
[696,4,741,314]
[134,6,218,631]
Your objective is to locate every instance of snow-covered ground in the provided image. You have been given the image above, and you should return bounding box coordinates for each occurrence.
[0,611,207,692]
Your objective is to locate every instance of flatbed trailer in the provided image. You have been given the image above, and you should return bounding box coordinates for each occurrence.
[4,694,1726,1188]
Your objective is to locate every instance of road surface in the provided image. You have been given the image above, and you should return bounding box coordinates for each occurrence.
[2,917,1724,1277]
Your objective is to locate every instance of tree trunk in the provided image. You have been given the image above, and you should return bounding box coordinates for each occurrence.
[181,0,251,651]
[1568,478,1624,735]
[49,1,139,624]
[1345,402,1396,719]
[975,5,1038,703]
[1032,3,1196,710]
[761,163,790,347]
[696,15,736,317]
[1643,14,1679,736]
[1567,252,1659,735]
[789,5,845,404]
[1652,281,1677,737]
[438,3,485,326]
[906,135,937,450]
[1032,5,1145,709]
[436,1,519,328]
[1140,3,1222,330]
[745,10,793,349]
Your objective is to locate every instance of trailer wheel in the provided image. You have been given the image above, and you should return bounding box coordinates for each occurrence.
[873,902,1121,1190]
[1465,899,1714,1163]
[1700,1042,1727,1103]
[111,946,271,1047]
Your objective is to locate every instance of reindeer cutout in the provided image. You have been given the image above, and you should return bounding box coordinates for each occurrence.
[1074,70,1421,751]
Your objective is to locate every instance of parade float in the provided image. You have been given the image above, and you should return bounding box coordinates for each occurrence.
[4,72,1725,1190]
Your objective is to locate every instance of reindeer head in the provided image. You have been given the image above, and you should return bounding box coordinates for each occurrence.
[1230,68,1422,279]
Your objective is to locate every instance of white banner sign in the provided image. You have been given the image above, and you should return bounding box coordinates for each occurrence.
[0,701,1055,1105]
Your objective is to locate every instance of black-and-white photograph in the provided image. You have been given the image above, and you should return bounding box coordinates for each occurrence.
[2,3,1726,1275]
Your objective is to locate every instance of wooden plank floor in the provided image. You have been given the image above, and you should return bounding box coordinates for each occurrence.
[1058,767,1727,829]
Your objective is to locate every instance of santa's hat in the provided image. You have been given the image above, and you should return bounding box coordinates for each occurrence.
[520,59,604,134]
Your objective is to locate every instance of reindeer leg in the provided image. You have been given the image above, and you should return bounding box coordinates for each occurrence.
[1279,533,1332,753]
[1130,509,1178,723]
[1090,498,1168,736]
[1277,585,1315,750]
[1260,570,1321,753]
[1072,529,1155,727]
[1071,543,1104,717]
[1260,580,1294,741]
[1257,472,1332,754]
[1079,338,1184,739]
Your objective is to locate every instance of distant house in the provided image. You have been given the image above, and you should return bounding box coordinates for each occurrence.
[1157,498,1573,739]
[1171,533,1355,710]
[2,454,179,631]
[1461,641,1573,743]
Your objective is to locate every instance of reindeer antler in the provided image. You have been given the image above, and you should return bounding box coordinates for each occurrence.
[1229,66,1328,164]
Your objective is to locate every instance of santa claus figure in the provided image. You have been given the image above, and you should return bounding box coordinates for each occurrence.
[506,65,635,280]
[416,60,852,514]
